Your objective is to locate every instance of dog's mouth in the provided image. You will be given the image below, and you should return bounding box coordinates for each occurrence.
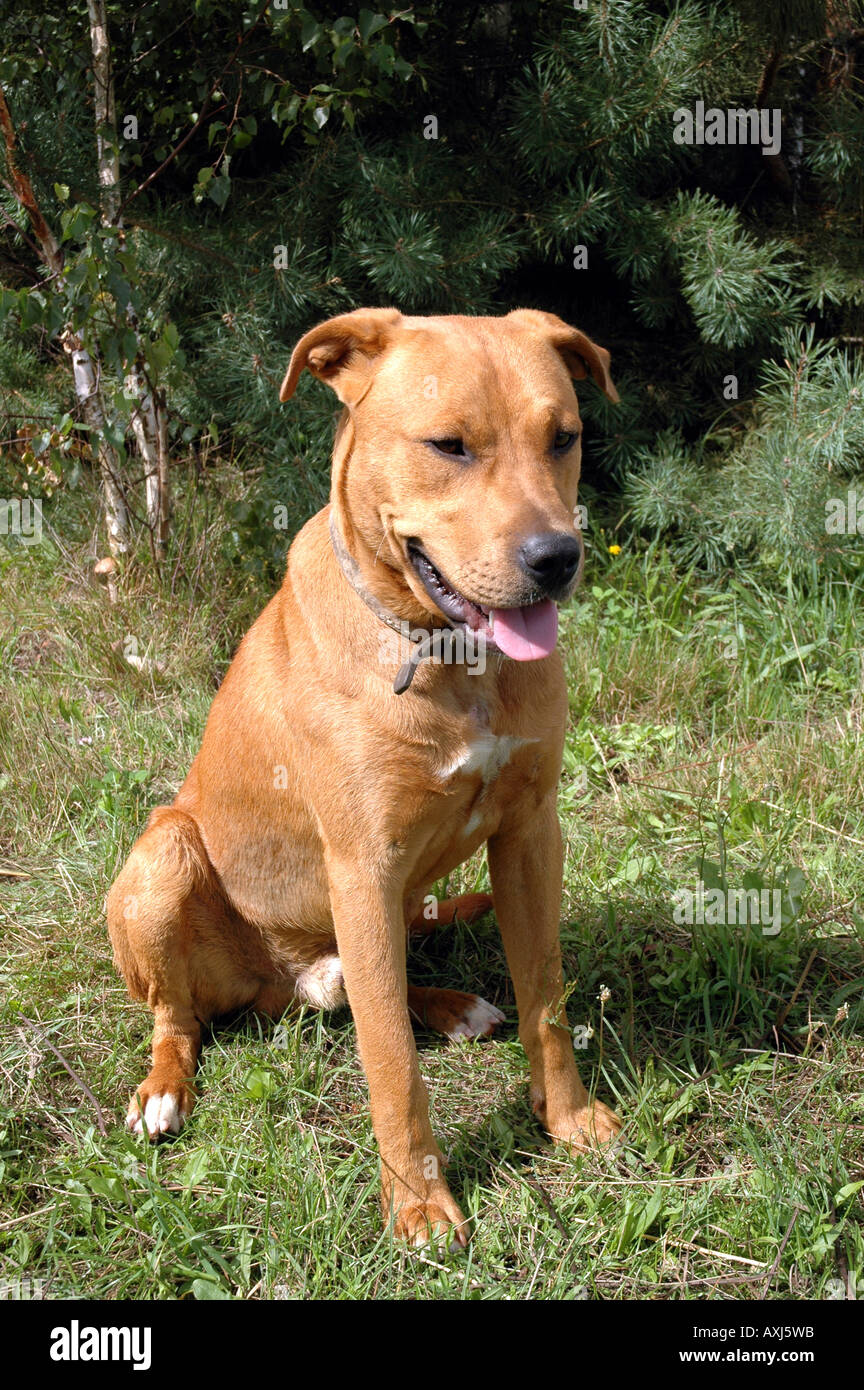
[406,542,559,661]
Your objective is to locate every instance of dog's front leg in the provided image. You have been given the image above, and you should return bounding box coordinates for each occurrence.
[488,794,621,1151]
[327,861,469,1248]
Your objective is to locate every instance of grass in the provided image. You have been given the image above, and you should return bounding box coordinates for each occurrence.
[1,467,862,1301]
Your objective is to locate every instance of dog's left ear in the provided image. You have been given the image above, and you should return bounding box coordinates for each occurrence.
[507,309,619,403]
[280,307,402,406]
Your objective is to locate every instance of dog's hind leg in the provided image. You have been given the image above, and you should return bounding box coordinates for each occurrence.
[407,891,493,937]
[407,985,504,1039]
[107,806,258,1139]
[125,1001,201,1138]
[404,891,503,1039]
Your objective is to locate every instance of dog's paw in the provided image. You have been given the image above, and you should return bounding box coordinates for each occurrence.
[384,1182,470,1251]
[551,1100,622,1153]
[446,994,506,1041]
[126,1080,194,1140]
[409,986,505,1040]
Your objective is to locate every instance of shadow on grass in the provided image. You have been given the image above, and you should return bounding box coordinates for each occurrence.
[183,893,862,1211]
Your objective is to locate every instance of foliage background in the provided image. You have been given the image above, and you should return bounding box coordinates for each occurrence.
[1,0,863,578]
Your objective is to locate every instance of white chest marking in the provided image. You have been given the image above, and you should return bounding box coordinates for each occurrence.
[440,732,535,791]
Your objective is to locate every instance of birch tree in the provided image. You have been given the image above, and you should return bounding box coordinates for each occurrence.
[0,4,175,559]
[0,1,431,566]
[88,0,169,550]
[0,82,129,556]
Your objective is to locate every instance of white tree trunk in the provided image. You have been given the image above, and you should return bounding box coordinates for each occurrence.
[69,339,129,554]
[87,0,120,226]
[126,367,164,544]
[89,0,170,550]
[0,83,129,557]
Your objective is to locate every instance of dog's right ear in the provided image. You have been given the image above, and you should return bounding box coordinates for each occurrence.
[280,308,402,406]
[506,308,619,403]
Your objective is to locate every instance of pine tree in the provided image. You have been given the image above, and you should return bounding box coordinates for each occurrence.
[2,1,862,581]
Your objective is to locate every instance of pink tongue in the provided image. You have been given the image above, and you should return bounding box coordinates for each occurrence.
[490,600,559,661]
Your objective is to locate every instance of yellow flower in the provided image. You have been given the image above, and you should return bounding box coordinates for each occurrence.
[608,544,621,555]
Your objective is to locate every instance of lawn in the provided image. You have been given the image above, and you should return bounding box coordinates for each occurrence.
[1,467,862,1301]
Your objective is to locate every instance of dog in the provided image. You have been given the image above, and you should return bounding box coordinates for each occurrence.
[107,307,622,1247]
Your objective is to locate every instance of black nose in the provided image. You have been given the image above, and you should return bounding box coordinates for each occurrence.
[519,532,582,593]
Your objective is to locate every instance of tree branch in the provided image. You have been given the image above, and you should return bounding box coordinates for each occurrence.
[115,2,270,218]
[0,84,63,274]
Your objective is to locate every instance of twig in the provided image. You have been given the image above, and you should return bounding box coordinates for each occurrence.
[774,945,819,1033]
[525,1176,569,1239]
[116,3,269,218]
[0,1203,57,1230]
[14,1014,107,1135]
[758,1207,803,1300]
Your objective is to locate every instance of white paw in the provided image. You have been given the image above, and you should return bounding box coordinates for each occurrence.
[448,997,506,1041]
[127,1092,188,1138]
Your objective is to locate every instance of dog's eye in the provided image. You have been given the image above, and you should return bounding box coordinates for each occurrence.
[552,430,579,452]
[430,439,466,458]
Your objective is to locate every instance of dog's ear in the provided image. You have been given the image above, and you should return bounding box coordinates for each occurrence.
[507,308,619,403]
[280,308,402,406]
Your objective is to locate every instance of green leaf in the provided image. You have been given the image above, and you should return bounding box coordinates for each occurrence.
[634,1183,665,1239]
[191,1279,232,1300]
[301,16,323,51]
[19,290,48,329]
[84,1170,124,1201]
[786,866,806,898]
[244,1067,273,1100]
[147,338,173,373]
[64,1179,93,1220]
[699,859,725,892]
[208,175,231,208]
[59,203,97,242]
[182,1150,210,1188]
[358,10,388,42]
[371,42,395,72]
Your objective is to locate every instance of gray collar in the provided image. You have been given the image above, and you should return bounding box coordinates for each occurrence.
[328,513,458,694]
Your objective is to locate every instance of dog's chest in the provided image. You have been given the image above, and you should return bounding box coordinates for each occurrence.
[437,715,538,837]
[439,731,531,789]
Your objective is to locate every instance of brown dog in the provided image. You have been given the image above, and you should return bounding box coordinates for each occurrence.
[107,307,622,1247]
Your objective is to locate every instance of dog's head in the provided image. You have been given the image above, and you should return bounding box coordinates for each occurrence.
[281,308,618,662]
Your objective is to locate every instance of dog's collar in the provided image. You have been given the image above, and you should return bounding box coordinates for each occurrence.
[328,513,457,695]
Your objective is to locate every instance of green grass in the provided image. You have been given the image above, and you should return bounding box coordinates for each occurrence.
[1,471,862,1301]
